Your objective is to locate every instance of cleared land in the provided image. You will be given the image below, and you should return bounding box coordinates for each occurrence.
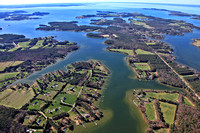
[146,92,179,102]
[135,49,154,55]
[0,61,23,71]
[134,63,151,71]
[183,97,194,107]
[160,102,176,124]
[0,88,34,109]
[145,102,156,121]
[0,72,19,81]
[109,48,134,56]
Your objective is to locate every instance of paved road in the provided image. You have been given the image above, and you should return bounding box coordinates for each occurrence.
[155,52,200,100]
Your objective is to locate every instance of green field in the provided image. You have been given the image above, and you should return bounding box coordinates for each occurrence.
[146,42,156,45]
[145,102,156,121]
[0,72,19,81]
[28,99,46,110]
[130,20,153,29]
[135,49,154,55]
[183,97,194,107]
[154,128,169,133]
[110,49,134,56]
[17,41,30,48]
[37,90,58,101]
[30,40,44,49]
[0,61,23,71]
[0,88,34,109]
[146,92,179,102]
[160,102,176,124]
[134,63,151,71]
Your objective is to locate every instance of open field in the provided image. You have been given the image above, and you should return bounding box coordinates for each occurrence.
[130,20,153,29]
[28,99,46,110]
[145,102,156,121]
[146,42,156,45]
[154,128,169,133]
[183,97,194,107]
[134,63,151,71]
[0,72,19,81]
[160,102,176,124]
[30,40,44,49]
[0,88,34,109]
[109,48,134,56]
[146,92,179,102]
[135,49,154,55]
[18,41,30,48]
[0,61,23,71]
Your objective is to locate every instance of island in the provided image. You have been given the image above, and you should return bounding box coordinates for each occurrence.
[126,89,199,133]
[37,11,200,104]
[0,10,49,21]
[0,34,79,90]
[0,60,110,132]
[143,8,200,21]
[192,38,200,48]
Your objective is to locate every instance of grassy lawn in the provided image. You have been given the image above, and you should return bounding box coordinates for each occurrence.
[158,53,170,56]
[30,40,44,49]
[0,61,23,71]
[160,102,176,124]
[44,99,72,117]
[146,42,156,45]
[0,88,35,109]
[134,63,151,71]
[110,48,134,56]
[46,81,65,91]
[0,72,19,81]
[183,97,194,107]
[135,49,154,55]
[37,90,58,101]
[146,92,179,102]
[130,20,153,29]
[145,102,156,121]
[28,99,46,110]
[154,128,169,133]
[17,41,30,48]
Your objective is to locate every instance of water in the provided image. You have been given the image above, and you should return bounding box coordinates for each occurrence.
[0,3,200,133]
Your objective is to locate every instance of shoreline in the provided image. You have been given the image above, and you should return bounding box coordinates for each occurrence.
[124,90,148,133]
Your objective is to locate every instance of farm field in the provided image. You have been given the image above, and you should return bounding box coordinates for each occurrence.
[0,88,34,109]
[0,72,19,81]
[109,48,134,56]
[146,92,179,102]
[145,102,156,121]
[183,97,194,106]
[0,61,23,71]
[135,49,154,55]
[160,102,177,124]
[134,63,151,71]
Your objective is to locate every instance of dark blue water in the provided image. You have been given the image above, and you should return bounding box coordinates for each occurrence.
[0,3,200,133]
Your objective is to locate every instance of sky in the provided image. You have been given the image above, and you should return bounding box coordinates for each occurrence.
[0,0,200,5]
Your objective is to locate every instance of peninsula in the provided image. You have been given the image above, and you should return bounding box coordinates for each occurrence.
[0,60,110,132]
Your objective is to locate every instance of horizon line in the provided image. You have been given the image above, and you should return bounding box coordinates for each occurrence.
[0,2,200,6]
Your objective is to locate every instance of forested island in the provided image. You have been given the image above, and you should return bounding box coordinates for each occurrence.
[0,60,110,132]
[0,10,49,21]
[0,34,79,90]
[143,8,200,21]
